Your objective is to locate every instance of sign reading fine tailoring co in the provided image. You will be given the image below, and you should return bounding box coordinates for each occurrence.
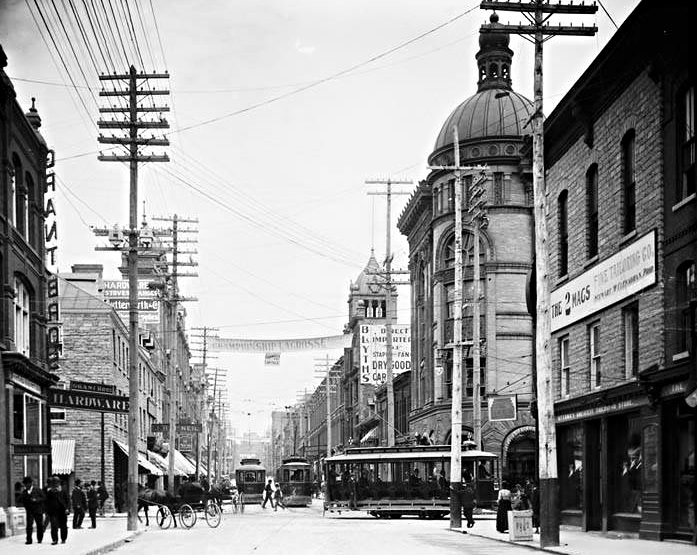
[550,230,656,333]
[360,324,411,385]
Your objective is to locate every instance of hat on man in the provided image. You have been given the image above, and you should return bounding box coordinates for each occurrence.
[22,476,33,486]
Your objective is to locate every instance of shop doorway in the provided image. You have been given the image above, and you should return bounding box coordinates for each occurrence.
[506,434,536,487]
[584,420,602,530]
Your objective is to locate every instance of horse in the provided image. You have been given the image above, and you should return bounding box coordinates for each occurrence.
[137,486,179,527]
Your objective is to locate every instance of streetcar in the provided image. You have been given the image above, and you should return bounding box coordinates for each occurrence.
[323,444,498,519]
[235,457,266,508]
[276,456,313,507]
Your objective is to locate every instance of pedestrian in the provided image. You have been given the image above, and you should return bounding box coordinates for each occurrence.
[348,474,358,510]
[273,482,286,511]
[496,480,512,533]
[97,481,109,516]
[525,478,540,534]
[71,479,87,529]
[20,476,45,544]
[45,476,69,544]
[87,481,99,528]
[461,476,476,529]
[261,479,275,509]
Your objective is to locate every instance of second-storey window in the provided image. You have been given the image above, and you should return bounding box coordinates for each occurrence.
[558,190,569,277]
[679,85,695,201]
[14,278,31,355]
[586,165,599,258]
[590,323,601,388]
[623,303,639,378]
[560,336,570,397]
[622,131,636,234]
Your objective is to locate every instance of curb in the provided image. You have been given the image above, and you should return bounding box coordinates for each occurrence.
[452,527,568,554]
[83,530,143,555]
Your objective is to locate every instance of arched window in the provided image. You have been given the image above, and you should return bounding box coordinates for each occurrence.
[558,191,569,277]
[488,63,498,79]
[10,153,22,227]
[622,130,636,234]
[14,277,31,355]
[586,165,599,258]
[676,261,696,353]
[26,173,37,247]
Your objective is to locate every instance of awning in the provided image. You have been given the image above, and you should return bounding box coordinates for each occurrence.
[173,449,196,476]
[51,439,75,475]
[360,426,378,444]
[114,440,163,476]
[146,450,179,476]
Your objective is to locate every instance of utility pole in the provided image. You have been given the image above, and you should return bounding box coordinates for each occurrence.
[191,326,216,477]
[97,66,169,532]
[480,1,597,547]
[366,178,412,446]
[429,128,487,530]
[314,356,340,457]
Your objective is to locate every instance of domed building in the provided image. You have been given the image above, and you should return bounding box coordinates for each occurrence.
[397,14,536,484]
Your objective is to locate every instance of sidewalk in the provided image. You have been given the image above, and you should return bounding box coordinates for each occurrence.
[2,513,142,555]
[459,512,694,555]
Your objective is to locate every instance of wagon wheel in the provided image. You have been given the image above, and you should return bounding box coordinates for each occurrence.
[205,500,222,528]
[239,493,245,514]
[179,503,197,528]
[156,505,173,529]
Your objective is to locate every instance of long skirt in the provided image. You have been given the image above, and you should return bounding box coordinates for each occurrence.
[496,499,512,532]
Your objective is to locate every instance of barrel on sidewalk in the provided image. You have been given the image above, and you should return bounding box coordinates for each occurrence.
[507,509,533,541]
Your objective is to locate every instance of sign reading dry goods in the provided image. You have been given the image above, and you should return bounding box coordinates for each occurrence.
[50,388,129,413]
[359,324,411,385]
[550,230,656,332]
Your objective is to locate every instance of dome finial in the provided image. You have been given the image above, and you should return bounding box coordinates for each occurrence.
[25,97,42,130]
[490,12,499,24]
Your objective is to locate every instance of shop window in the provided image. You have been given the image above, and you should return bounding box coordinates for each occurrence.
[622,130,636,235]
[589,322,601,388]
[558,424,584,510]
[610,414,642,515]
[14,277,31,355]
[676,261,695,354]
[558,190,569,277]
[678,85,695,201]
[13,392,25,441]
[586,165,598,258]
[560,336,570,397]
[623,303,639,378]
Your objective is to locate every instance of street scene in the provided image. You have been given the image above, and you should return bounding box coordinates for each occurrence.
[0,0,695,554]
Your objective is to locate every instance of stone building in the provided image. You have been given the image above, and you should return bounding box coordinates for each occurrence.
[397,14,536,484]
[0,45,58,529]
[544,0,694,541]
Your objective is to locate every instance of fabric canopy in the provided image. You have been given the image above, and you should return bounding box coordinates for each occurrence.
[51,439,75,475]
[360,426,378,444]
[114,440,163,476]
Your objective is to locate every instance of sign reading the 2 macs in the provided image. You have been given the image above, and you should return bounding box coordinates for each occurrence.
[550,230,656,333]
[359,324,411,385]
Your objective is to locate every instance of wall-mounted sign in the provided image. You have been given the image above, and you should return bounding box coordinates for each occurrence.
[14,444,51,456]
[49,388,129,413]
[179,434,193,453]
[551,230,656,332]
[264,353,281,366]
[359,324,411,385]
[488,395,517,421]
[44,150,57,271]
[208,334,351,353]
[46,274,61,371]
[70,380,116,394]
[102,280,160,324]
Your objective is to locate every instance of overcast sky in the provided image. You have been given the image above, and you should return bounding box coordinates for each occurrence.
[0,0,640,436]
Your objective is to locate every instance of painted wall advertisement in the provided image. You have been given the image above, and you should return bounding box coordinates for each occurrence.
[551,230,656,332]
[103,280,160,324]
[360,324,411,385]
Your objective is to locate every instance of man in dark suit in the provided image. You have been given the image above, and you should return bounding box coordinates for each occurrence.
[45,476,70,544]
[71,479,87,529]
[20,476,45,544]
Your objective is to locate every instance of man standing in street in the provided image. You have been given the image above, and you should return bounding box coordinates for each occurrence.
[20,476,45,544]
[97,481,109,516]
[262,479,275,509]
[87,481,99,528]
[461,476,476,529]
[71,479,87,529]
[45,476,69,544]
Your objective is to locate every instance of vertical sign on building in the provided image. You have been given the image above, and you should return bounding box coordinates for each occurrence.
[44,149,58,273]
[46,274,61,371]
[359,324,411,384]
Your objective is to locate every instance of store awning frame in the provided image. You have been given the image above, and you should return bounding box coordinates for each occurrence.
[114,440,163,476]
[51,439,75,475]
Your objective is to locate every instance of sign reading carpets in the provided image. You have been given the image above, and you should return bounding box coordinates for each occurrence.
[208,334,351,353]
[49,388,129,413]
[551,230,656,332]
[360,324,411,385]
[102,280,160,324]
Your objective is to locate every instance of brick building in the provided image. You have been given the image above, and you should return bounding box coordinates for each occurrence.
[397,14,536,484]
[1,45,58,525]
[544,0,694,541]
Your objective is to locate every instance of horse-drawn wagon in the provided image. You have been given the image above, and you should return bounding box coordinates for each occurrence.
[138,481,222,529]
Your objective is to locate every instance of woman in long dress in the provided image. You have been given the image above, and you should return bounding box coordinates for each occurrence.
[496,481,512,533]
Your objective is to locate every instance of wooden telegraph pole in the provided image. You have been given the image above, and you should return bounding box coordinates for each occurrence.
[479,1,597,547]
[366,178,412,446]
[98,66,169,531]
[429,128,487,529]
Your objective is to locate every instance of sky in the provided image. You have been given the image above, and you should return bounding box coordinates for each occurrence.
[0,0,641,436]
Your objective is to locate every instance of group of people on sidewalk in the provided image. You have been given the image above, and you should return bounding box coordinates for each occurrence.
[495,478,540,534]
[18,475,109,545]
[261,479,287,511]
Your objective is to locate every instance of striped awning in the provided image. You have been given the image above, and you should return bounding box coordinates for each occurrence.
[360,426,378,444]
[173,449,196,475]
[114,440,163,476]
[51,439,75,475]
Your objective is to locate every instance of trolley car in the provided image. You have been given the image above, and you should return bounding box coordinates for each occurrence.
[276,456,313,507]
[235,457,266,508]
[323,445,498,519]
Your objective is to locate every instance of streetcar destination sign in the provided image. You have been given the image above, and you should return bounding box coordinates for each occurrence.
[49,388,129,413]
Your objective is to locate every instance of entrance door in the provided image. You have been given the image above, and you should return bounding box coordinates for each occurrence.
[584,420,602,530]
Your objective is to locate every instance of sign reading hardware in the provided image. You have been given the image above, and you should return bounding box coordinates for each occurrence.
[551,230,656,332]
[49,388,129,413]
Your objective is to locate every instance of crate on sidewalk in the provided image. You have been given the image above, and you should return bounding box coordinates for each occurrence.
[507,509,533,541]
